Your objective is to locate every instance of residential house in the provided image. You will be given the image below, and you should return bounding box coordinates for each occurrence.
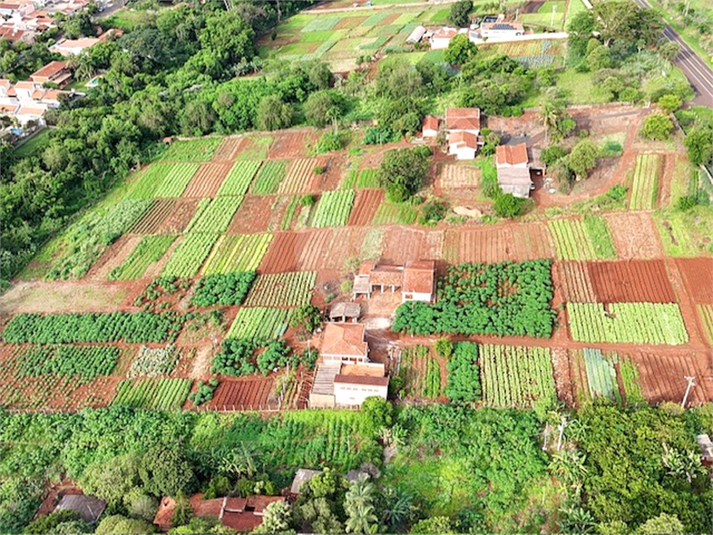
[445,107,481,134]
[496,142,532,198]
[0,26,33,43]
[30,60,73,87]
[447,130,478,160]
[421,115,439,138]
[430,26,458,49]
[310,361,389,408]
[402,260,435,303]
[320,323,369,363]
[54,495,106,525]
[480,21,524,40]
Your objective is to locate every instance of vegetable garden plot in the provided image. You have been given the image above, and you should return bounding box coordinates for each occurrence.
[587,260,676,303]
[201,233,273,274]
[548,219,597,260]
[582,216,617,259]
[480,345,557,408]
[153,163,200,198]
[16,345,120,380]
[557,261,597,302]
[442,227,515,264]
[226,307,290,339]
[676,258,713,304]
[511,223,555,260]
[698,305,713,345]
[259,230,333,273]
[131,199,175,234]
[632,350,713,405]
[268,131,312,159]
[236,136,272,161]
[227,195,274,234]
[216,161,262,197]
[113,378,192,410]
[213,137,247,161]
[158,138,221,162]
[629,153,663,210]
[209,376,277,410]
[279,158,319,194]
[244,271,316,307]
[439,164,480,189]
[348,189,384,226]
[356,169,379,189]
[379,227,423,265]
[619,353,646,405]
[582,348,620,402]
[311,190,355,228]
[372,202,418,225]
[160,232,220,278]
[251,160,287,194]
[567,302,688,345]
[159,199,202,234]
[605,212,664,259]
[109,235,176,280]
[126,164,172,199]
[398,345,444,399]
[187,196,244,234]
[182,163,233,198]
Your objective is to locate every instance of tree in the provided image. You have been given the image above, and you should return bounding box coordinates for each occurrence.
[657,94,682,114]
[95,515,156,535]
[540,90,575,142]
[411,516,454,534]
[361,396,393,437]
[640,113,673,140]
[567,11,596,58]
[23,511,87,534]
[558,507,595,534]
[304,90,345,128]
[289,304,321,333]
[344,475,378,534]
[444,34,477,66]
[139,446,195,498]
[79,452,143,506]
[253,501,294,534]
[658,41,680,62]
[256,95,293,131]
[684,126,713,166]
[448,0,472,27]
[541,145,568,166]
[494,193,522,218]
[567,139,598,179]
[636,514,684,535]
[378,146,431,202]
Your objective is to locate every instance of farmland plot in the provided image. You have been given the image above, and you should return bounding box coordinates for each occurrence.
[439,164,479,189]
[113,378,192,409]
[131,199,175,234]
[348,189,384,226]
[202,233,273,274]
[443,227,514,264]
[161,233,220,278]
[227,307,290,339]
[187,196,244,234]
[126,164,172,199]
[629,153,662,210]
[632,350,713,405]
[159,199,202,234]
[698,305,713,345]
[213,137,247,161]
[676,258,713,304]
[245,271,316,307]
[512,223,555,260]
[588,260,675,303]
[372,203,418,225]
[279,159,319,193]
[109,235,177,280]
[480,345,556,408]
[619,353,646,405]
[153,163,200,198]
[209,376,278,410]
[398,345,444,399]
[158,138,221,162]
[567,302,688,345]
[582,216,617,259]
[311,190,355,228]
[582,348,620,402]
[251,160,287,194]
[557,261,597,302]
[605,212,664,259]
[182,163,233,198]
[217,160,262,196]
[548,219,597,260]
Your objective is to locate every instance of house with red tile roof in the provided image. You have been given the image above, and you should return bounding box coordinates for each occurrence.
[496,143,532,198]
[422,115,439,138]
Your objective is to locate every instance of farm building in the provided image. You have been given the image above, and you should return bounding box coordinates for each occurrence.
[422,115,439,138]
[329,301,360,323]
[310,361,389,408]
[320,322,369,363]
[430,26,458,49]
[406,25,426,44]
[54,494,106,524]
[480,21,524,40]
[496,142,532,198]
[445,107,481,134]
[402,260,436,303]
[447,130,479,160]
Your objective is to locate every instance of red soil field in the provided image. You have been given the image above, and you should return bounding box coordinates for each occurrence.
[259,230,333,273]
[182,163,232,198]
[348,189,384,226]
[512,223,555,260]
[380,228,424,265]
[132,199,176,234]
[209,376,276,410]
[557,261,597,302]
[676,258,713,304]
[213,137,247,161]
[605,212,664,259]
[268,130,316,159]
[226,195,274,234]
[322,228,368,270]
[158,199,201,234]
[588,260,676,303]
[632,350,713,406]
[420,230,444,261]
[444,227,518,264]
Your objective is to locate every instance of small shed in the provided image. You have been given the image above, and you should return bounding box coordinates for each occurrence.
[290,469,323,494]
[422,115,439,138]
[406,25,426,44]
[55,495,106,524]
[329,302,361,322]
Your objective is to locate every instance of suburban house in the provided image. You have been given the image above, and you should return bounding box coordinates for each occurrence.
[49,29,122,56]
[480,21,524,40]
[430,26,458,49]
[447,130,478,160]
[421,115,439,138]
[30,60,72,87]
[402,260,436,303]
[0,69,73,126]
[320,322,368,363]
[54,494,106,525]
[496,142,532,198]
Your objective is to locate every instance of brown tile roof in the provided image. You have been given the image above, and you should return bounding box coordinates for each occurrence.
[445,107,481,131]
[433,27,458,39]
[496,143,529,166]
[321,323,368,358]
[422,115,438,132]
[0,103,18,113]
[31,60,68,79]
[359,261,376,275]
[14,80,35,89]
[334,374,389,387]
[339,363,385,377]
[403,260,435,294]
[369,264,402,287]
[17,105,45,115]
[448,130,478,149]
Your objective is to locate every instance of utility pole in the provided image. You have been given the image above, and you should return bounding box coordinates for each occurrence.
[681,376,695,407]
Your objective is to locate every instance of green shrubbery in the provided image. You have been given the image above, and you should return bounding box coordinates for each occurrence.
[444,342,481,403]
[191,271,256,307]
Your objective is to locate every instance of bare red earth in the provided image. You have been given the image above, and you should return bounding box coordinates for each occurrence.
[182,163,232,198]
[212,137,247,161]
[348,189,384,226]
[209,376,276,410]
[675,258,713,304]
[632,350,712,405]
[588,260,676,303]
[226,195,274,234]
[158,199,201,234]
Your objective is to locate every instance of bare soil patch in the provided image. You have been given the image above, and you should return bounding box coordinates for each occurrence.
[605,212,664,259]
[551,347,574,406]
[513,222,555,260]
[323,228,366,270]
[675,258,713,304]
[380,227,424,265]
[260,230,333,273]
[348,189,383,226]
[334,15,367,29]
[0,281,131,315]
[86,234,142,281]
[557,261,597,303]
[182,163,232,198]
[213,137,247,161]
[268,129,317,159]
[190,345,214,380]
[443,226,518,264]
[209,376,276,410]
[226,195,274,234]
[632,350,713,406]
[159,199,201,234]
[588,260,676,303]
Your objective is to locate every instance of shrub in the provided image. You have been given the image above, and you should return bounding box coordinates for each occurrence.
[189,379,219,406]
[541,145,569,165]
[494,193,522,218]
[289,304,321,333]
[445,342,481,403]
[379,146,432,202]
[434,338,454,359]
[300,194,316,206]
[316,130,347,153]
[606,184,627,200]
[418,199,447,226]
[313,165,326,175]
[191,271,256,307]
[640,114,673,140]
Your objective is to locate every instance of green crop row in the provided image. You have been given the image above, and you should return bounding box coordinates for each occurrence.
[398,345,430,398]
[281,196,300,231]
[311,190,355,228]
[153,163,200,198]
[357,169,379,188]
[160,233,220,278]
[480,344,556,408]
[218,160,261,196]
[252,160,287,194]
[699,304,713,345]
[17,345,120,380]
[548,219,597,260]
[202,234,273,275]
[191,271,256,306]
[630,153,662,210]
[372,202,418,225]
[227,307,291,339]
[183,198,211,234]
[187,196,244,234]
[619,353,647,405]
[424,358,441,399]
[113,378,192,410]
[568,302,688,345]
[127,164,173,200]
[583,348,619,402]
[245,271,316,307]
[2,311,183,344]
[158,138,221,162]
[582,216,617,259]
[109,235,177,280]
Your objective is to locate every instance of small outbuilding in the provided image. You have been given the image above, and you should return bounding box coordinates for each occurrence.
[480,21,524,40]
[290,469,323,494]
[430,26,458,49]
[329,302,361,323]
[422,115,439,138]
[406,25,426,44]
[54,495,106,525]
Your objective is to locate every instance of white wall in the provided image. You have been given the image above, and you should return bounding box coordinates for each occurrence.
[334,384,387,406]
[403,292,431,303]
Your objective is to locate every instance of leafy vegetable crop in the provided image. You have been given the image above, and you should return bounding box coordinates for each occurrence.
[311,190,355,228]
[17,345,119,380]
[226,307,290,339]
[217,161,261,196]
[109,235,177,280]
[191,271,256,306]
[113,378,192,409]
[244,271,316,307]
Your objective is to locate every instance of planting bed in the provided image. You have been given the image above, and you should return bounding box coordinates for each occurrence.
[131,199,175,234]
[153,163,200,198]
[605,212,664,259]
[161,233,220,278]
[226,195,274,234]
[113,378,192,410]
[227,307,290,339]
[279,158,319,193]
[159,138,221,162]
[158,199,201,234]
[251,161,287,194]
[182,163,233,198]
[348,189,384,226]
[259,230,333,273]
[217,161,262,197]
[548,219,597,261]
[631,350,712,405]
[511,223,555,260]
[202,234,273,274]
[557,261,597,302]
[438,164,479,189]
[244,271,316,307]
[588,260,676,303]
[629,153,662,210]
[109,235,177,280]
[380,228,423,265]
[311,190,355,228]
[698,305,713,345]
[209,376,277,410]
[213,137,247,161]
[676,258,713,304]
[443,227,516,264]
[397,345,445,400]
[187,196,244,234]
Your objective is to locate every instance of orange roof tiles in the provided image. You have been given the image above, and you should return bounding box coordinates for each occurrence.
[334,375,389,387]
[403,260,435,295]
[31,60,68,79]
[448,130,478,149]
[496,143,528,166]
[369,265,402,287]
[321,323,368,358]
[445,107,481,131]
[422,115,439,132]
[433,27,458,39]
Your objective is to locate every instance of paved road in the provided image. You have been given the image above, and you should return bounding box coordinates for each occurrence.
[631,0,713,107]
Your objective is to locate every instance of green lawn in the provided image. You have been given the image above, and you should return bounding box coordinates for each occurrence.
[12,128,51,158]
[554,68,611,104]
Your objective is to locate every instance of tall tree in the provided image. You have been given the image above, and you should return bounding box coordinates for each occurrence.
[344,475,378,534]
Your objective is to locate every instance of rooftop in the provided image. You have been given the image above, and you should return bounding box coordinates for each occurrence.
[448,130,478,149]
[496,143,529,166]
[321,323,368,357]
[329,301,360,320]
[403,260,435,294]
[445,107,481,131]
[290,468,322,494]
[55,494,106,524]
[30,60,68,79]
[334,374,389,387]
[422,115,439,132]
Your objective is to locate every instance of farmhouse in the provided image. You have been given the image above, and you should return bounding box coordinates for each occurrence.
[353,260,436,302]
[480,21,524,40]
[310,361,389,408]
[54,494,106,525]
[445,107,481,134]
[30,60,72,87]
[447,130,478,160]
[496,142,532,198]
[430,26,458,49]
[320,322,368,363]
[402,260,435,303]
[421,115,439,138]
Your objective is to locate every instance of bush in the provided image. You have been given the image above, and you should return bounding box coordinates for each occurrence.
[640,114,673,141]
[444,342,481,403]
[191,271,256,307]
[213,338,293,376]
[606,184,627,201]
[300,194,316,206]
[289,304,321,333]
[139,446,195,498]
[418,199,447,226]
[316,130,347,153]
[361,397,393,437]
[448,0,472,27]
[363,126,401,145]
[434,338,454,359]
[493,193,522,218]
[257,95,293,131]
[189,379,219,406]
[24,511,87,535]
[541,145,569,165]
[125,489,158,522]
[444,33,477,65]
[657,94,682,114]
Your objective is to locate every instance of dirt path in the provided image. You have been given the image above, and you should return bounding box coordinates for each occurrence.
[190,345,214,380]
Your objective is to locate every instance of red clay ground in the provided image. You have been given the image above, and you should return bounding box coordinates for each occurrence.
[268,129,317,159]
[380,228,424,265]
[605,212,665,259]
[212,137,248,162]
[348,189,384,226]
[632,350,712,406]
[588,260,676,303]
[557,262,597,302]
[676,257,713,304]
[159,199,201,234]
[182,163,232,198]
[226,195,274,234]
[86,234,142,281]
[209,376,276,410]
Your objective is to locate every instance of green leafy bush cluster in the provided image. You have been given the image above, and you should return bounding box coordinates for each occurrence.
[444,342,480,403]
[378,146,432,202]
[212,338,292,376]
[363,126,401,145]
[134,276,191,309]
[2,311,183,344]
[17,345,120,380]
[190,379,219,406]
[392,260,556,338]
[191,271,257,307]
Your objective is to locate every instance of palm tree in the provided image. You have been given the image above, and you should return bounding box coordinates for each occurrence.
[345,475,379,534]
[219,442,260,479]
[540,92,564,144]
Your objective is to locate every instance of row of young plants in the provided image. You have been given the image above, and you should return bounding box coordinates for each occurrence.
[191,271,257,306]
[1,311,183,344]
[226,307,291,339]
[629,153,662,210]
[160,233,220,278]
[568,302,688,344]
[201,234,272,274]
[251,160,287,194]
[217,160,261,196]
[112,378,192,410]
[17,345,120,381]
[311,190,355,228]
[158,138,222,162]
[109,235,177,280]
[151,163,201,198]
[548,218,598,261]
[187,196,244,234]
[127,344,179,379]
[392,260,556,338]
[244,271,317,307]
[582,348,620,402]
